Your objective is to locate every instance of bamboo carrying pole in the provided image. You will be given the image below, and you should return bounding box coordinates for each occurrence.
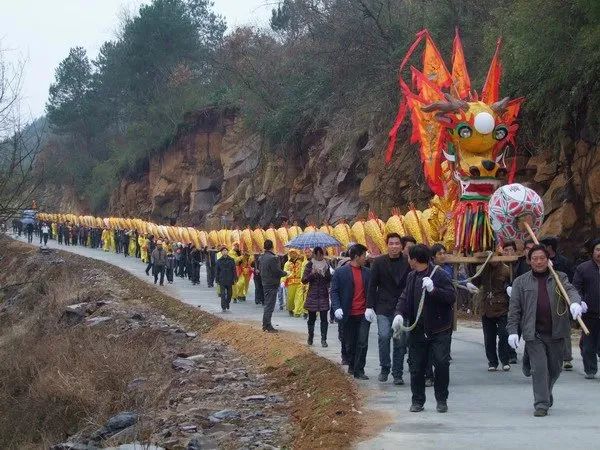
[519,218,589,335]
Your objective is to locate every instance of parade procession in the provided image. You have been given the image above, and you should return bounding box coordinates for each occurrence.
[12,28,596,425]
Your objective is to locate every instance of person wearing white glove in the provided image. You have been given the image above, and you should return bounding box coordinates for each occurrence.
[398,244,456,413]
[422,276,434,292]
[570,302,583,321]
[392,314,404,332]
[573,239,600,379]
[329,244,371,379]
[466,282,479,294]
[508,334,520,350]
[506,244,583,416]
[506,286,512,298]
[364,308,376,323]
[367,234,411,384]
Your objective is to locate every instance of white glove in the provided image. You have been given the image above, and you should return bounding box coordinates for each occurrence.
[334,308,344,320]
[466,282,479,294]
[364,308,376,323]
[508,334,519,350]
[280,282,285,289]
[506,286,512,298]
[582,301,588,314]
[392,314,404,332]
[570,302,583,321]
[422,276,434,292]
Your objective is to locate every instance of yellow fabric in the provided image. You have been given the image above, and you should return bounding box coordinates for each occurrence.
[139,236,148,262]
[129,234,137,256]
[102,229,109,251]
[283,258,303,286]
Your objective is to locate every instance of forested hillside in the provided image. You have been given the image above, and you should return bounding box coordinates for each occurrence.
[40,0,600,232]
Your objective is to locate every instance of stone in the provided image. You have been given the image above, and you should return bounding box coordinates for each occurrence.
[172,358,196,371]
[52,443,99,450]
[243,395,266,402]
[208,409,240,423]
[60,308,85,326]
[187,434,218,450]
[85,316,112,326]
[539,203,578,237]
[185,332,197,338]
[130,313,145,321]
[358,173,377,199]
[180,424,198,432]
[105,412,139,432]
[186,354,205,361]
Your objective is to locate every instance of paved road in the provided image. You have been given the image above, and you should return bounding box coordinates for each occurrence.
[13,234,600,449]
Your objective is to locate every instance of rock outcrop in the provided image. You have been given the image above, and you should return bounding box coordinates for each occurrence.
[108,108,430,228]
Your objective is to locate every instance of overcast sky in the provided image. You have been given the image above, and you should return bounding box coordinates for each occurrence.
[0,0,273,121]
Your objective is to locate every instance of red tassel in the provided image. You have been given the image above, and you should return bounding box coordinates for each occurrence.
[385,98,407,163]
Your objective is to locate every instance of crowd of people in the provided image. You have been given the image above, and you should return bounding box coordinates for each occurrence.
[17,219,600,417]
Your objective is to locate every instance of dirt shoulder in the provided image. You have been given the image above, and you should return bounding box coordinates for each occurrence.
[0,236,364,449]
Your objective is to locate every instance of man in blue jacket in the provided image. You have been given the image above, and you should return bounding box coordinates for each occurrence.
[331,244,371,380]
[392,244,456,413]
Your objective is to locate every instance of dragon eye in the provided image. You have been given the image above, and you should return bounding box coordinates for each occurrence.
[494,126,508,140]
[458,125,472,139]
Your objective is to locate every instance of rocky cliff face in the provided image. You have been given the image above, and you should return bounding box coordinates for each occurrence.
[104,107,598,253]
[108,108,431,228]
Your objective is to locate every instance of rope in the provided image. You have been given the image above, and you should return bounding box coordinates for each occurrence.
[452,250,495,285]
[394,265,440,336]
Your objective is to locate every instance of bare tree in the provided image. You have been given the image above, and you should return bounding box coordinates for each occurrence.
[0,46,44,224]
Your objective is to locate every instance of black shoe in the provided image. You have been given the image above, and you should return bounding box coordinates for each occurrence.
[534,408,547,417]
[354,373,369,380]
[347,367,354,375]
[288,311,294,317]
[264,327,278,333]
[341,358,349,366]
[425,377,434,387]
[378,371,389,382]
[563,361,573,371]
[393,377,404,385]
[549,395,554,408]
[307,336,313,346]
[436,401,448,413]
[321,340,328,348]
[409,404,424,413]
[509,357,518,364]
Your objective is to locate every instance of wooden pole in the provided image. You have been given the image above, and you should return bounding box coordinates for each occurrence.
[522,220,589,335]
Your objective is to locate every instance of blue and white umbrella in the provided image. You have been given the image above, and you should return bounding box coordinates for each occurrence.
[285,231,341,249]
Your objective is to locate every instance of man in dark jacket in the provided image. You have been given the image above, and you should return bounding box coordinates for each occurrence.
[474,261,512,371]
[252,254,264,305]
[190,245,202,285]
[151,241,167,286]
[573,237,600,379]
[145,236,156,276]
[507,245,582,417]
[366,233,410,385]
[215,247,237,312]
[259,239,287,332]
[392,244,455,413]
[204,246,216,287]
[331,244,371,380]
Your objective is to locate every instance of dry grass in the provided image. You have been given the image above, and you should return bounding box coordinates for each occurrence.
[0,236,366,449]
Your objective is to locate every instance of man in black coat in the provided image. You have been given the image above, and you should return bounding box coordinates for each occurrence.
[366,232,410,385]
[573,237,600,379]
[392,244,455,413]
[215,247,237,312]
[259,239,287,332]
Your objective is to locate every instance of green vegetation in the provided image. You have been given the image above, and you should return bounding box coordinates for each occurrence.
[45,0,600,211]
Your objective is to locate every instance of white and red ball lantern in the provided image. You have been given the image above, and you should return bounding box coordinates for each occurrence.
[489,183,544,242]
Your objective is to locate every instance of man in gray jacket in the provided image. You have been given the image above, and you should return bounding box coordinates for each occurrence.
[151,241,167,286]
[259,239,287,332]
[507,244,582,417]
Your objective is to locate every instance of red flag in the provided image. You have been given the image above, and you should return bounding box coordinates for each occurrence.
[451,28,471,99]
[482,38,503,103]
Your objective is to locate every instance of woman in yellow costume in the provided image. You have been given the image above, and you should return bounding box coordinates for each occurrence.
[139,234,149,263]
[101,228,110,252]
[233,254,253,302]
[128,231,137,257]
[51,222,58,240]
[284,249,305,317]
